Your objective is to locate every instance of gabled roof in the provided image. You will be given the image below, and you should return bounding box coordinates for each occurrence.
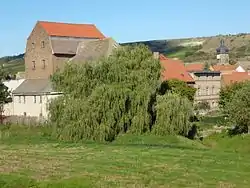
[212,64,237,72]
[69,38,119,62]
[12,79,55,95]
[38,21,105,38]
[160,55,194,83]
[185,63,204,72]
[222,72,250,86]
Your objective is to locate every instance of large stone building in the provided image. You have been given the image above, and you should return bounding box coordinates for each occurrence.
[12,21,118,118]
[24,21,106,79]
[189,71,221,109]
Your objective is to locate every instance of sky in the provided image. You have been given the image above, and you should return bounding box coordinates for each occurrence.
[1,0,250,57]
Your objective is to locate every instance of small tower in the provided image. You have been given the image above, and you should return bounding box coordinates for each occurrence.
[216,39,229,65]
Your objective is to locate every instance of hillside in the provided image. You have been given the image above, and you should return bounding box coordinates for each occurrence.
[0,53,25,74]
[122,33,250,63]
[1,33,250,73]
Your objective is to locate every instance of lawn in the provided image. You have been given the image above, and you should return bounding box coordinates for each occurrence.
[0,125,250,187]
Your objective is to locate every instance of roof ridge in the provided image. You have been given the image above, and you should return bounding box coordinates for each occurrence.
[38,20,96,26]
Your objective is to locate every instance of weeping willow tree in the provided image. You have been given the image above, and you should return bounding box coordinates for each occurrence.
[152,92,193,136]
[49,45,162,142]
[49,45,195,142]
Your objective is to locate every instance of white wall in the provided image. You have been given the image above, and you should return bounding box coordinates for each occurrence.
[13,93,61,118]
[3,79,25,116]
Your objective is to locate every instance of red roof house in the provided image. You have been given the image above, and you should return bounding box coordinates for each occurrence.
[222,72,250,86]
[160,55,194,83]
[38,21,105,39]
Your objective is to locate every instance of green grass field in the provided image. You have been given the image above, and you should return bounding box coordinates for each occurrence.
[0,125,250,187]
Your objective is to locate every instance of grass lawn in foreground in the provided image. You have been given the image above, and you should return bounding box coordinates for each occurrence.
[0,126,250,187]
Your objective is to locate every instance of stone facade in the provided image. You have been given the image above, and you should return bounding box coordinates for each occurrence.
[24,22,102,79]
[25,23,53,79]
[191,71,221,109]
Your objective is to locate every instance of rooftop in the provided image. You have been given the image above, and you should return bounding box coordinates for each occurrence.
[38,21,105,39]
[212,64,237,71]
[185,63,204,72]
[222,72,250,86]
[160,55,194,83]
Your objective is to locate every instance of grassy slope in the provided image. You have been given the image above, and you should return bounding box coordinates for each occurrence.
[0,54,25,74]
[0,125,250,187]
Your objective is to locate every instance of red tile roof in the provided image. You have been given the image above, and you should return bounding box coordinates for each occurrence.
[222,72,250,86]
[212,64,237,71]
[185,63,204,72]
[38,21,105,38]
[160,55,194,83]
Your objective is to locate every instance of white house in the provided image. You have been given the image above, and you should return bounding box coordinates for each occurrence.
[3,79,25,116]
[12,79,62,119]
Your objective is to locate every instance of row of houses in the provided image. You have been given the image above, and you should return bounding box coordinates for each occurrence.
[2,20,250,120]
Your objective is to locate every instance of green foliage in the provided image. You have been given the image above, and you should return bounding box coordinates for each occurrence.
[49,45,197,142]
[219,81,247,111]
[49,45,162,142]
[225,82,250,134]
[152,93,193,136]
[159,79,196,102]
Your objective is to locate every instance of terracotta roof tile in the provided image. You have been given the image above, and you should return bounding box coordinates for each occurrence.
[160,55,194,83]
[185,63,204,72]
[212,64,237,71]
[222,72,250,86]
[38,21,105,38]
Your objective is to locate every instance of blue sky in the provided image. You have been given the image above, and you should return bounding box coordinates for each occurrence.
[1,0,250,57]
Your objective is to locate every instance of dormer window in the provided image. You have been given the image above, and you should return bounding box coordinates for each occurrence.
[41,41,45,48]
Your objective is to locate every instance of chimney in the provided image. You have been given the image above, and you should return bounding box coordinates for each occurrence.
[153,52,159,59]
